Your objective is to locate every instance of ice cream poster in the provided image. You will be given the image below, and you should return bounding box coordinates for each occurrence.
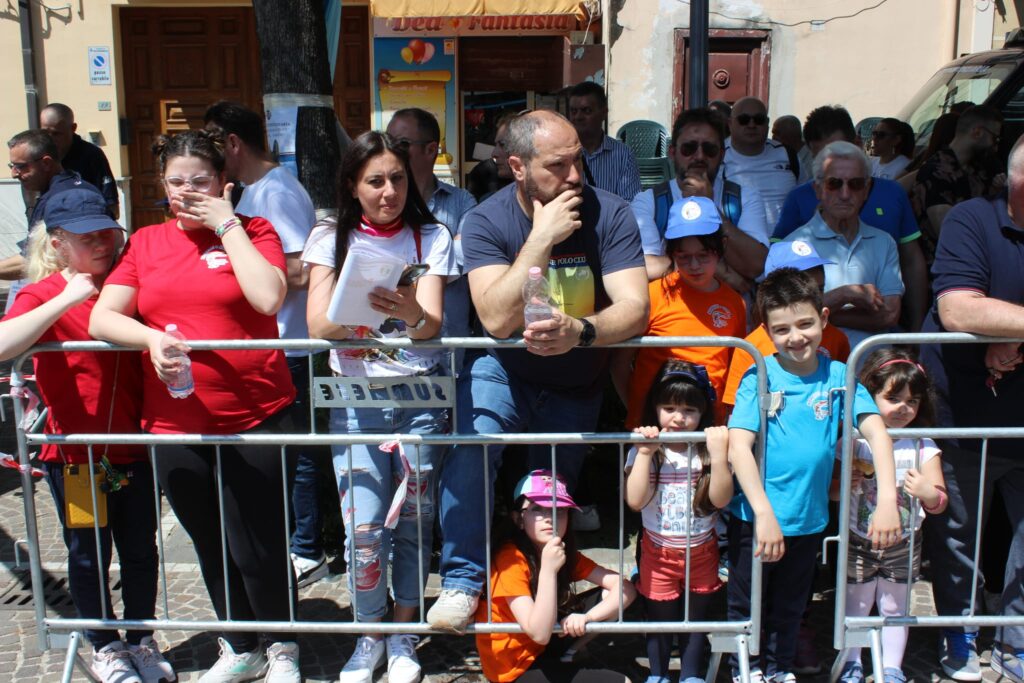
[373,37,457,172]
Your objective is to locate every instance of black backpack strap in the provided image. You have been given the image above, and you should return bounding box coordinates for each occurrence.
[785,145,801,180]
[722,179,743,225]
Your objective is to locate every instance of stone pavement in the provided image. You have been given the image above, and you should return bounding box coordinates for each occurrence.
[0,457,1009,683]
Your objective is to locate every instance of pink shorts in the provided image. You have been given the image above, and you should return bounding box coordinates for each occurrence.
[638,532,723,600]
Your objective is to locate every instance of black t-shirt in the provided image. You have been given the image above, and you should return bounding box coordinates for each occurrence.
[461,183,645,394]
[62,134,118,212]
[920,193,1024,438]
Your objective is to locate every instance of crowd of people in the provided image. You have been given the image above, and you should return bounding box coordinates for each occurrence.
[2,86,1023,683]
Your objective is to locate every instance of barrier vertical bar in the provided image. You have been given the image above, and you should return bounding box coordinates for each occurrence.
[215,445,232,620]
[346,441,357,621]
[969,438,989,618]
[484,444,493,623]
[86,444,110,622]
[415,442,426,622]
[750,344,769,656]
[834,352,859,652]
[617,442,625,622]
[281,445,296,621]
[149,445,170,619]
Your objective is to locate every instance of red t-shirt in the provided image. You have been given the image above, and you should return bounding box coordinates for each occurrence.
[3,272,145,463]
[474,544,598,682]
[105,217,295,434]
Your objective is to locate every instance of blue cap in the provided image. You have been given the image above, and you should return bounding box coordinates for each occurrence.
[764,240,835,275]
[42,189,121,235]
[664,196,722,239]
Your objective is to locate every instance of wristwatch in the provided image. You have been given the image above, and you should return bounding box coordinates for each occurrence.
[577,318,596,347]
[409,311,428,331]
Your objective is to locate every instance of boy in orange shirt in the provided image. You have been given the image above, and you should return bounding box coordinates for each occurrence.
[722,240,850,409]
[612,195,746,427]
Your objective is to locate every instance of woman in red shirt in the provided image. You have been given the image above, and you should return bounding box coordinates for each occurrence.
[0,189,174,683]
[89,129,300,682]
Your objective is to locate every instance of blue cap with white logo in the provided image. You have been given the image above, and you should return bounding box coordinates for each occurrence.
[764,240,835,275]
[665,196,722,239]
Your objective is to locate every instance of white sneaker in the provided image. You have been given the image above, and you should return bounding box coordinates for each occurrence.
[386,634,421,683]
[291,552,328,588]
[426,589,479,634]
[338,636,385,683]
[573,504,601,532]
[265,642,301,683]
[197,638,268,683]
[92,642,143,683]
[127,637,177,682]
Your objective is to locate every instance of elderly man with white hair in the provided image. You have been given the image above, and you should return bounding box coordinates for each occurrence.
[782,140,904,350]
[919,134,1024,683]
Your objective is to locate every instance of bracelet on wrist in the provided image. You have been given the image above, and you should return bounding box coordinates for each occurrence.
[922,488,947,514]
[215,216,242,238]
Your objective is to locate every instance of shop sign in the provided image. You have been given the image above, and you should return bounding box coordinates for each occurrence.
[373,15,575,37]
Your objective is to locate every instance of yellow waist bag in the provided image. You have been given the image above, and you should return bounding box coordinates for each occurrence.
[63,464,107,529]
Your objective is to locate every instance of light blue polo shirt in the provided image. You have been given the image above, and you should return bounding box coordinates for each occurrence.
[784,212,904,349]
[728,354,879,536]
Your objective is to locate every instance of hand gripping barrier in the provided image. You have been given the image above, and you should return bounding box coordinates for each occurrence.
[830,332,1024,682]
[7,336,769,683]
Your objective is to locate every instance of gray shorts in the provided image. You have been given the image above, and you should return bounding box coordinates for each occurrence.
[847,532,922,584]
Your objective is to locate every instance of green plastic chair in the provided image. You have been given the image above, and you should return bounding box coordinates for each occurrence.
[636,156,673,190]
[616,120,671,159]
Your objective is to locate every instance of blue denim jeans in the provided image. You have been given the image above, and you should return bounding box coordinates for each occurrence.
[330,385,448,620]
[437,353,603,596]
[287,357,327,560]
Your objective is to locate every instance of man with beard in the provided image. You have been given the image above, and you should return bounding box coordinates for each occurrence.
[911,105,1004,265]
[782,141,904,351]
[632,107,769,290]
[427,110,649,633]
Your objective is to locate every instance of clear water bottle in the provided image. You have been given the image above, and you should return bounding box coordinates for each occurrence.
[161,324,194,399]
[522,266,554,325]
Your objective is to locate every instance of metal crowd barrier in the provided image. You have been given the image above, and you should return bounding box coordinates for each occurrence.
[6,336,769,683]
[832,332,1024,682]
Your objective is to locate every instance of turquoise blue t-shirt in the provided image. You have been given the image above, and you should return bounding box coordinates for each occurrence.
[727,353,879,536]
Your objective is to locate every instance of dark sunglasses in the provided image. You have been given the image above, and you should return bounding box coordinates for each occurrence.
[677,140,721,157]
[823,176,868,192]
[735,113,768,126]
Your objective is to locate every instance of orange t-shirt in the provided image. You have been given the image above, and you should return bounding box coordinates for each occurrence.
[474,543,598,683]
[720,323,851,406]
[626,273,746,428]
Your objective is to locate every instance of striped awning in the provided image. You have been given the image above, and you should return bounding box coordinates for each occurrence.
[369,0,587,19]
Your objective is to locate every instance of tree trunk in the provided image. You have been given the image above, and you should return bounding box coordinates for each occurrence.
[252,0,341,211]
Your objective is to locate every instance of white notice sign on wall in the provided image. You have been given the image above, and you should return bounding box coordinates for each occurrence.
[88,47,111,86]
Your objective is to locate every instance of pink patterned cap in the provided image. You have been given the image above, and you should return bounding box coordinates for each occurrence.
[513,469,579,510]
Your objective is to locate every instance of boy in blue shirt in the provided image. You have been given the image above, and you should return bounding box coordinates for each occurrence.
[726,267,902,683]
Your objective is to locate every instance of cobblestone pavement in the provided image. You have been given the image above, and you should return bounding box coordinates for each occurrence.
[0,407,1009,683]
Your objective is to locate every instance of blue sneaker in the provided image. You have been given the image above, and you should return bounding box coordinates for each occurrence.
[643,677,671,683]
[991,644,1024,683]
[939,629,981,681]
[882,667,906,683]
[838,661,864,683]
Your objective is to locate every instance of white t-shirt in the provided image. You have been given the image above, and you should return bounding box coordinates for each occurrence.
[871,155,912,180]
[723,139,797,227]
[625,444,717,548]
[302,220,457,377]
[632,174,770,257]
[235,166,316,357]
[844,436,940,538]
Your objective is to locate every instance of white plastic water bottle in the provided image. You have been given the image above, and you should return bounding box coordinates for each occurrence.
[161,324,194,399]
[522,266,554,325]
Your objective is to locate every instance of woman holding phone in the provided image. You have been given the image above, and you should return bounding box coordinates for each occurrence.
[304,131,456,683]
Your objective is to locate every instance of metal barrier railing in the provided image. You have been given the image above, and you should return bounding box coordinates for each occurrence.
[6,335,769,683]
[832,332,1024,681]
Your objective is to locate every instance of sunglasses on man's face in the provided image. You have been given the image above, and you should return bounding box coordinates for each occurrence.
[823,176,868,192]
[677,140,721,157]
[735,113,768,126]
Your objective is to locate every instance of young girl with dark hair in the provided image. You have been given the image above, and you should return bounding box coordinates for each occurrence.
[625,359,733,683]
[90,128,300,682]
[833,348,947,683]
[475,470,636,683]
[303,130,457,683]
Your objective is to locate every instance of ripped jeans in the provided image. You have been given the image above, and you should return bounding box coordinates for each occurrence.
[330,400,447,621]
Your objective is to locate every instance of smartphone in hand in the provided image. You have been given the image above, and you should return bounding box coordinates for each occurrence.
[397,263,429,287]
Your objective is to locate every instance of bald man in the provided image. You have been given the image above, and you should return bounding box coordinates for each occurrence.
[724,97,799,226]
[772,114,813,183]
[40,103,119,219]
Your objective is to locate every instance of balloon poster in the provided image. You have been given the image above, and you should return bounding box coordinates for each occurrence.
[373,37,458,172]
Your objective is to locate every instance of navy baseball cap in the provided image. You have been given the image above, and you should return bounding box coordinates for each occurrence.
[42,189,122,235]
[764,240,834,275]
[665,196,722,239]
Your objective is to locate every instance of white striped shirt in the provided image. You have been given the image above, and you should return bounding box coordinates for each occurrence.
[626,444,717,548]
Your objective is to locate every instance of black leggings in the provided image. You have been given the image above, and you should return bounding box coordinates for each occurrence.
[644,592,714,679]
[155,408,296,652]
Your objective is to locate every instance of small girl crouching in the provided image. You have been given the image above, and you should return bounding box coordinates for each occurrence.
[625,360,734,683]
[475,470,637,683]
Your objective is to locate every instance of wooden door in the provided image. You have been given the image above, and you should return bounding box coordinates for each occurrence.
[120,8,262,230]
[673,29,771,122]
[334,5,371,138]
